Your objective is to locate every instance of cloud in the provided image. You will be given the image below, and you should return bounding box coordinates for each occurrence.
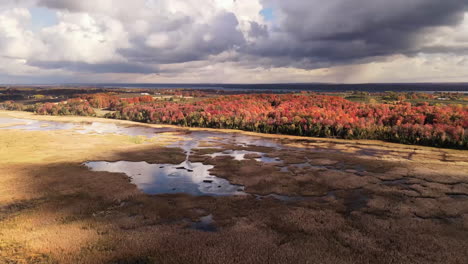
[0,8,41,59]
[34,12,129,63]
[0,0,36,10]
[1,0,468,83]
[28,60,157,74]
[37,0,115,13]
[119,11,245,64]
[246,0,468,68]
[248,21,268,39]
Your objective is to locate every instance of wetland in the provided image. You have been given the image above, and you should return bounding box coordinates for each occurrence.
[0,110,467,264]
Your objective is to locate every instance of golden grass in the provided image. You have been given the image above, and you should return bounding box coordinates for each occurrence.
[0,110,467,263]
[2,110,466,155]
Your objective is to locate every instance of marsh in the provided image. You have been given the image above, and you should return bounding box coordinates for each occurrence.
[0,111,467,264]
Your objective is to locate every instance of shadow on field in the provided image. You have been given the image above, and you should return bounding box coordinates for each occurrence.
[1,144,468,264]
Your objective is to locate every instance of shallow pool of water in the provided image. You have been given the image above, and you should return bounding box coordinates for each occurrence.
[206,150,283,164]
[0,118,75,131]
[0,117,286,151]
[255,156,282,164]
[84,160,246,196]
[189,214,217,232]
[207,150,262,161]
[0,117,28,125]
[0,117,177,137]
[74,122,172,138]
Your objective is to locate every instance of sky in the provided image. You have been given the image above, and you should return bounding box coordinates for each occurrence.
[1,0,468,84]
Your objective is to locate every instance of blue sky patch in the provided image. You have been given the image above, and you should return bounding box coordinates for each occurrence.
[260,8,274,21]
[29,7,58,31]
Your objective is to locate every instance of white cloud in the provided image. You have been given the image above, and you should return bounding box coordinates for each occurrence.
[0,0,467,83]
[0,8,42,58]
[146,33,171,49]
[422,13,468,53]
[35,12,129,63]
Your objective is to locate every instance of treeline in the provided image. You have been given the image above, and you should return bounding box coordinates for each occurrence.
[1,93,467,148]
[74,93,155,109]
[106,94,467,149]
[0,99,96,116]
[35,99,96,116]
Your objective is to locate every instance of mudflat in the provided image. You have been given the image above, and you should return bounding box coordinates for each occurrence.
[0,111,467,264]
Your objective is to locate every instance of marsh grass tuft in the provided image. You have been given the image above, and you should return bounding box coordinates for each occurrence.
[0,241,56,264]
[127,136,146,144]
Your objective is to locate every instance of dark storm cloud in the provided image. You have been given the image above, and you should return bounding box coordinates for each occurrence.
[247,0,468,68]
[119,12,245,64]
[31,0,468,72]
[249,22,269,39]
[28,60,157,74]
[37,0,84,12]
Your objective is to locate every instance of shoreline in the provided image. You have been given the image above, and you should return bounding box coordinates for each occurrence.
[1,110,466,154]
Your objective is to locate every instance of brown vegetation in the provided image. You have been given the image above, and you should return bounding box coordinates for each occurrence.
[0,111,467,263]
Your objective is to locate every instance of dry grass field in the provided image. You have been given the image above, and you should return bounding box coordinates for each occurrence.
[0,111,467,264]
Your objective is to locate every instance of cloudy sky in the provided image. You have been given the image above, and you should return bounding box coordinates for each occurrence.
[1,0,468,84]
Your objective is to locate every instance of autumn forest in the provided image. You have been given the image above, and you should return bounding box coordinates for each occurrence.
[2,90,466,149]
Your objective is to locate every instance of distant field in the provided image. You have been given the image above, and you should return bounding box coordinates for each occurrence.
[1,87,467,149]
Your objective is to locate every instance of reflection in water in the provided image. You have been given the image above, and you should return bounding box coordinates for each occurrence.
[228,134,282,149]
[189,214,217,232]
[208,150,262,161]
[0,118,75,131]
[207,150,282,163]
[0,117,284,151]
[0,117,28,125]
[0,118,172,137]
[84,160,245,196]
[2,117,384,207]
[74,122,166,137]
[255,191,337,202]
[255,156,282,163]
[1,117,393,197]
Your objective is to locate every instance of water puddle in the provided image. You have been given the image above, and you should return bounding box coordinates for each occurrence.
[446,193,468,199]
[255,193,307,202]
[74,122,174,137]
[255,156,282,164]
[207,150,282,164]
[2,116,381,210]
[207,150,262,161]
[0,117,177,138]
[0,117,28,126]
[381,178,410,186]
[292,162,315,169]
[279,160,367,175]
[228,134,282,149]
[0,117,405,163]
[84,161,245,196]
[0,118,75,131]
[342,189,370,214]
[189,214,217,232]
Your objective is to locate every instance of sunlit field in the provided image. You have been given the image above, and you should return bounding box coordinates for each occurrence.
[0,87,467,263]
